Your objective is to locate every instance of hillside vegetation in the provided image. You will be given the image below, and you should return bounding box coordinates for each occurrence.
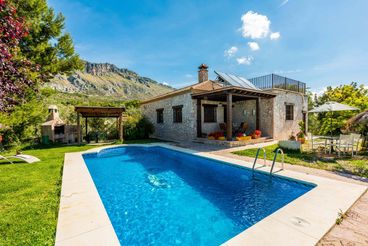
[45,61,174,100]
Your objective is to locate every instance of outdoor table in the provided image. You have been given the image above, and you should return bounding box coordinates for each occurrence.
[319,136,339,153]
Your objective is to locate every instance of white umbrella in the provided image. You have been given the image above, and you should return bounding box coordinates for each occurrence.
[309,101,359,113]
[309,101,359,137]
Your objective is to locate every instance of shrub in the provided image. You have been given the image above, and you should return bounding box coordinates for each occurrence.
[123,107,154,140]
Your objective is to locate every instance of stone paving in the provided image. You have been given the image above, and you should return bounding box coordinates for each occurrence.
[317,191,368,246]
[171,141,368,246]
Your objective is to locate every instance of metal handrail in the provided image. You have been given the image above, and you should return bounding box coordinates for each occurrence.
[270,148,284,175]
[252,147,267,173]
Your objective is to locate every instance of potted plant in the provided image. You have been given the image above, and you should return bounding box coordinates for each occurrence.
[251,130,262,139]
[297,131,305,144]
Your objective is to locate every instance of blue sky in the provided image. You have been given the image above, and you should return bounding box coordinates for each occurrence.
[49,0,368,92]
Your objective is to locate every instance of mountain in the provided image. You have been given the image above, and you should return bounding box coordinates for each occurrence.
[45,61,174,100]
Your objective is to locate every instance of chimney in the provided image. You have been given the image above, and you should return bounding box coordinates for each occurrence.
[198,63,209,83]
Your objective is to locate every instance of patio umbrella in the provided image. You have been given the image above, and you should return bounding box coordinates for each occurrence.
[309,101,359,137]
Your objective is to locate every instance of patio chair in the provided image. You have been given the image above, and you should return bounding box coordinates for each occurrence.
[350,133,361,155]
[310,135,328,153]
[236,122,248,134]
[0,154,40,164]
[331,134,354,157]
[219,123,226,133]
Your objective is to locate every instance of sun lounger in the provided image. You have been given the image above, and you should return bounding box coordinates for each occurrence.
[0,154,40,164]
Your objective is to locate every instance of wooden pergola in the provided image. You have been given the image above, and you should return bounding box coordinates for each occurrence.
[74,106,126,144]
[192,86,276,141]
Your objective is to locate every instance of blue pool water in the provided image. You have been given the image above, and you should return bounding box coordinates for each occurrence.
[83,146,314,245]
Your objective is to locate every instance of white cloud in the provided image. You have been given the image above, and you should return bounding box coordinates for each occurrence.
[270,32,281,40]
[236,56,254,65]
[162,82,170,86]
[273,69,302,74]
[280,0,289,7]
[240,11,270,39]
[312,87,327,98]
[248,42,260,51]
[224,46,238,57]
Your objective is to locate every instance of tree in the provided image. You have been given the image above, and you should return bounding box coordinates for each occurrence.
[8,0,84,78]
[0,0,39,111]
[310,83,368,135]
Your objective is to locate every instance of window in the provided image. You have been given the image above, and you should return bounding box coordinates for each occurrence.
[172,105,183,123]
[203,104,217,123]
[285,104,294,120]
[156,108,164,123]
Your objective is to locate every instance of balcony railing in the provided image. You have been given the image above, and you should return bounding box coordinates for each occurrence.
[249,74,306,94]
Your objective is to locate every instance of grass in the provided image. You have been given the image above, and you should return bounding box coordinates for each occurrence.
[233,144,368,178]
[0,139,159,246]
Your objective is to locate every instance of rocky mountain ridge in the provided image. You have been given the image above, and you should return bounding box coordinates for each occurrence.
[46,61,173,99]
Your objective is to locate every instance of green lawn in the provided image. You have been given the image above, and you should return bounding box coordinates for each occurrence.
[233,144,368,178]
[0,139,158,246]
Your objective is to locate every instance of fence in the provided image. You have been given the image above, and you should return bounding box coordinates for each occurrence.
[249,74,306,94]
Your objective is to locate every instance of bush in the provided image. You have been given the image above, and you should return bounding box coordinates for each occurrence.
[124,116,154,140]
[123,107,154,140]
[0,128,20,149]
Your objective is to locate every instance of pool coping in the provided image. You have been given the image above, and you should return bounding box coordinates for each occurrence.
[55,143,367,246]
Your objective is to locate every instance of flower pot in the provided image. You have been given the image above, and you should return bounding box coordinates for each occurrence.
[297,138,305,144]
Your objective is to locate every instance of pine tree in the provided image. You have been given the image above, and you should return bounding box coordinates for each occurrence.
[9,0,84,78]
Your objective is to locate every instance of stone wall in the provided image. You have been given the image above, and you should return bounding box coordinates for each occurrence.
[271,89,308,140]
[140,92,197,141]
[233,100,257,134]
[200,100,225,135]
[232,98,274,138]
[260,98,274,138]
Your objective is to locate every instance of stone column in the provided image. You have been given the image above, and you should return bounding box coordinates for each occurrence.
[226,93,232,141]
[256,97,261,130]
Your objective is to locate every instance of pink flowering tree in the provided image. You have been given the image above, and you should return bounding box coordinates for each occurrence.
[0,0,39,112]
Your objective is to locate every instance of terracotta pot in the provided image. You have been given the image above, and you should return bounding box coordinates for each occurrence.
[297,137,305,144]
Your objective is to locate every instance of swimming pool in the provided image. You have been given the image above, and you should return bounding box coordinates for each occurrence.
[83,146,314,245]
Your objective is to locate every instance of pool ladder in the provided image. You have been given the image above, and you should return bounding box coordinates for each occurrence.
[252,147,284,176]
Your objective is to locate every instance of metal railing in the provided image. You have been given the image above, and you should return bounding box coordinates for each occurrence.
[252,147,267,174]
[249,74,306,94]
[270,148,284,175]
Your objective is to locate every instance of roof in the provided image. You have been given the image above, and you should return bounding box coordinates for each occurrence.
[192,86,276,102]
[48,105,58,110]
[215,71,260,90]
[74,106,125,118]
[140,80,224,104]
[42,119,64,126]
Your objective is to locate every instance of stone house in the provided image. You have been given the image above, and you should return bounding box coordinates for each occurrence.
[141,64,308,142]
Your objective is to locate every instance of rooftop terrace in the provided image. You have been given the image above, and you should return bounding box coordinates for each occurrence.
[249,74,306,94]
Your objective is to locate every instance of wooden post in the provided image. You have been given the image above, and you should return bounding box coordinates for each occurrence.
[118,114,123,141]
[226,93,232,141]
[116,117,119,139]
[85,117,88,137]
[77,112,81,144]
[256,97,260,130]
[196,99,202,138]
